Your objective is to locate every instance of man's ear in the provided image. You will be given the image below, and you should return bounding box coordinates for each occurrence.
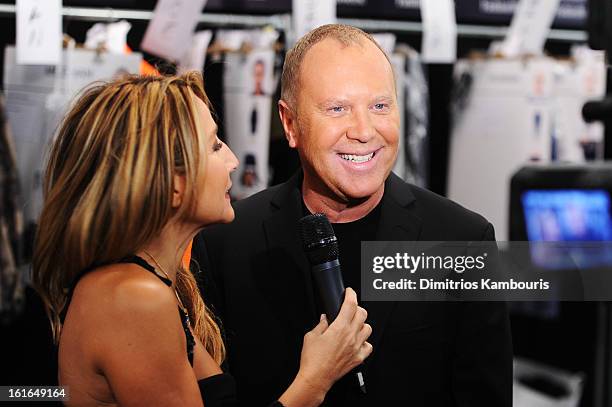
[172,174,186,209]
[278,99,298,148]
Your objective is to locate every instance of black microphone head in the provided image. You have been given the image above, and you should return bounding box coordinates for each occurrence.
[298,213,339,265]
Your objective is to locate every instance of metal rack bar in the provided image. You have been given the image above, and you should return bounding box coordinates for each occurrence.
[0,4,289,29]
[0,3,587,42]
[339,17,587,42]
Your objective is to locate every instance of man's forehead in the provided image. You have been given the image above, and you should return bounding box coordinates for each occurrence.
[301,38,392,75]
[300,41,394,86]
[304,37,367,60]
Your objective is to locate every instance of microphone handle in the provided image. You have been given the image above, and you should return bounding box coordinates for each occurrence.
[311,259,367,394]
[311,259,345,322]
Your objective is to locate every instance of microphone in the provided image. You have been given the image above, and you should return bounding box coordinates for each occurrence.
[298,213,367,394]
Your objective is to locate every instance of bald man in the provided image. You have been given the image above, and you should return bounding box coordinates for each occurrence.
[193,24,512,406]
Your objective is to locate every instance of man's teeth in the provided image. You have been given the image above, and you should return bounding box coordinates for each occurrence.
[340,152,374,163]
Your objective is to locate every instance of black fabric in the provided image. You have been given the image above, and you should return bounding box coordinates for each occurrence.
[197,373,238,407]
[196,372,287,407]
[193,170,513,406]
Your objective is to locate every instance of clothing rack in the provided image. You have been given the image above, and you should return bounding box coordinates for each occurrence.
[0,4,587,43]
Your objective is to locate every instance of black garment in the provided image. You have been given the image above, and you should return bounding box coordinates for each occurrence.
[193,170,513,406]
[197,373,239,407]
[251,107,258,135]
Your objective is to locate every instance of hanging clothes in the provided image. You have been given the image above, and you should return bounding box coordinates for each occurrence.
[400,44,430,188]
[0,93,25,323]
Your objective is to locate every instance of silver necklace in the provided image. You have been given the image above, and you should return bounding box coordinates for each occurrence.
[142,250,187,312]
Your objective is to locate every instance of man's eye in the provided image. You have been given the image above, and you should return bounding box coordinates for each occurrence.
[374,103,388,110]
[330,106,344,113]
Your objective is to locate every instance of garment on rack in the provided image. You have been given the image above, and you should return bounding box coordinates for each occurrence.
[203,51,227,142]
[401,45,429,188]
[251,106,258,135]
[0,93,25,323]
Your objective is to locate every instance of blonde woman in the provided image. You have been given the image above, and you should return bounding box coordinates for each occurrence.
[32,73,372,407]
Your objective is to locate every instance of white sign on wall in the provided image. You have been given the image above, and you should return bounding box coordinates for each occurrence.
[16,0,62,65]
[497,0,561,57]
[420,0,457,63]
[292,0,337,43]
[141,0,208,61]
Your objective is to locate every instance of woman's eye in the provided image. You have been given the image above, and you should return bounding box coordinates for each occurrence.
[213,141,223,152]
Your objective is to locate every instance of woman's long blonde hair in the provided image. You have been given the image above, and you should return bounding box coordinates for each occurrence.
[32,72,225,364]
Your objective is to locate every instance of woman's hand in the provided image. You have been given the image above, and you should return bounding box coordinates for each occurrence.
[278,287,372,407]
[298,287,372,392]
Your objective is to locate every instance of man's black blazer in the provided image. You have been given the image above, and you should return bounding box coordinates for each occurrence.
[192,171,513,406]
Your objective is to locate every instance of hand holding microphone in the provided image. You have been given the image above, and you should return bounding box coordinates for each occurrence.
[297,288,372,396]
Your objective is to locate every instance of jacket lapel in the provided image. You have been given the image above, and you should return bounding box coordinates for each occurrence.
[262,172,318,336]
[365,173,423,360]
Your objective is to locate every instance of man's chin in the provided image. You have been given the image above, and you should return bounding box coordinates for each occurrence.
[339,185,384,203]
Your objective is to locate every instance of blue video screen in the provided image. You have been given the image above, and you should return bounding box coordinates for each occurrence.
[522,189,612,270]
[522,189,612,242]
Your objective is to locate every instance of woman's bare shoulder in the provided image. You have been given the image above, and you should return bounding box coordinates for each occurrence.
[66,262,181,342]
[67,263,184,360]
[75,262,176,311]
[62,264,202,407]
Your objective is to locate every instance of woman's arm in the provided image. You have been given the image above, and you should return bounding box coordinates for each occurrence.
[89,276,203,407]
[277,288,372,407]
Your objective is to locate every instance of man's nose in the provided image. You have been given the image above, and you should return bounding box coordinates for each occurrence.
[346,108,376,142]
